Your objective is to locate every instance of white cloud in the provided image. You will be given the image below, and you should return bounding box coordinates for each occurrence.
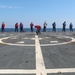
[0,5,6,8]
[0,5,21,9]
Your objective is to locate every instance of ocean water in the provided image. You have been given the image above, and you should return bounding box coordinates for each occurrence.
[0,28,75,32]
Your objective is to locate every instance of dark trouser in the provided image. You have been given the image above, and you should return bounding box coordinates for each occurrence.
[70,28,73,32]
[62,28,66,32]
[43,27,46,32]
[31,27,33,32]
[1,27,4,32]
[36,29,41,35]
[53,27,56,32]
[20,27,23,32]
[15,27,18,32]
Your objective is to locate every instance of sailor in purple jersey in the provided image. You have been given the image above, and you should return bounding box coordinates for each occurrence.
[20,22,23,32]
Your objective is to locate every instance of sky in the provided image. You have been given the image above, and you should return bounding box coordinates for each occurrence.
[0,0,75,28]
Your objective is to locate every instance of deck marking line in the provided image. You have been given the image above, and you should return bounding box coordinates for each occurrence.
[50,41,58,43]
[17,41,24,44]
[0,35,75,46]
[35,35,46,75]
[46,68,75,73]
[0,68,75,74]
[0,69,36,74]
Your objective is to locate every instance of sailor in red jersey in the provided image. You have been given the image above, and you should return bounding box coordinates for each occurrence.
[1,22,5,32]
[30,22,34,32]
[35,25,41,35]
[15,22,18,32]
